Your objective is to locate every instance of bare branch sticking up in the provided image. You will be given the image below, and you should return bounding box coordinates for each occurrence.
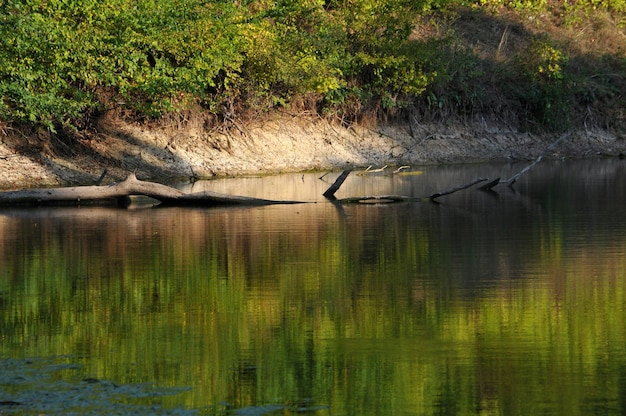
[323,169,353,200]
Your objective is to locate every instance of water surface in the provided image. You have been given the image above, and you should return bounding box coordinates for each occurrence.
[1,160,625,415]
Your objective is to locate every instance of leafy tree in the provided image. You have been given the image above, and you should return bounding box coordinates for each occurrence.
[0,0,624,133]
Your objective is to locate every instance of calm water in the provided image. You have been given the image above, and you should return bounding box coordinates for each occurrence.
[1,160,626,415]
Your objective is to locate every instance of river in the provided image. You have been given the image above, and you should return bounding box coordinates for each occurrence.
[1,159,625,415]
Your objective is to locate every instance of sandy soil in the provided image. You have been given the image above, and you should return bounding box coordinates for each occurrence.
[1,114,625,190]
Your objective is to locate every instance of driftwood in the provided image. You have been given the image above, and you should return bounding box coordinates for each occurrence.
[0,173,303,207]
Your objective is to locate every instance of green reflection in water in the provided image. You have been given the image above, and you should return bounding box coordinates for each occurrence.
[1,163,626,415]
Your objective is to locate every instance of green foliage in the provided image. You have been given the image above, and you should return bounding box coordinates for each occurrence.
[412,37,489,120]
[567,0,626,14]
[238,0,349,109]
[520,38,568,82]
[0,0,249,128]
[472,0,547,12]
[0,0,624,133]
[326,0,436,114]
[512,37,572,130]
[238,0,437,119]
[0,2,98,131]
[0,0,447,130]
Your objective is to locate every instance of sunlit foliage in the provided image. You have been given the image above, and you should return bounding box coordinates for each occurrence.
[0,0,624,133]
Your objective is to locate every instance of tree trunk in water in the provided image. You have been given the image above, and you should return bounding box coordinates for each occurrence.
[0,173,303,207]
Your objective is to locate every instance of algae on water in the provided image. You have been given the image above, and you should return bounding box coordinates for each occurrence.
[0,357,196,415]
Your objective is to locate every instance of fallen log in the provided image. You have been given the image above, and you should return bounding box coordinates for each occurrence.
[0,173,303,207]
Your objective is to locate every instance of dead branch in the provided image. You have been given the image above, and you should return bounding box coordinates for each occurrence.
[393,166,410,173]
[322,169,488,203]
[428,178,488,201]
[322,169,353,200]
[482,131,572,191]
[477,177,501,191]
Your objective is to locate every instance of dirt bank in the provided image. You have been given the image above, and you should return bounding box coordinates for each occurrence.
[1,114,625,190]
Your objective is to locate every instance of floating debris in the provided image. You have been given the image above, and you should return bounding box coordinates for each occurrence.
[397,170,424,176]
[392,165,410,173]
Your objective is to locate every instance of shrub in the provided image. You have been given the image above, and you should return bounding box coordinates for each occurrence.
[0,0,623,135]
[512,37,572,130]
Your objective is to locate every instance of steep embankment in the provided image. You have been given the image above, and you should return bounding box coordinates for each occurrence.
[1,114,624,189]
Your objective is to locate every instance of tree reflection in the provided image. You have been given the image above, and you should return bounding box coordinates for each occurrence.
[1,161,626,414]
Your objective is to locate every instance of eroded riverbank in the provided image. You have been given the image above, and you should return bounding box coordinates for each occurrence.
[1,115,625,189]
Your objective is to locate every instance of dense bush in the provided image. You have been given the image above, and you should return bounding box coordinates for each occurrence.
[0,0,624,133]
[0,0,252,130]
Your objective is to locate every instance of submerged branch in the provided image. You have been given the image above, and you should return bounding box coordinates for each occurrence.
[333,195,413,204]
[322,169,488,203]
[428,178,488,201]
[482,132,573,191]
